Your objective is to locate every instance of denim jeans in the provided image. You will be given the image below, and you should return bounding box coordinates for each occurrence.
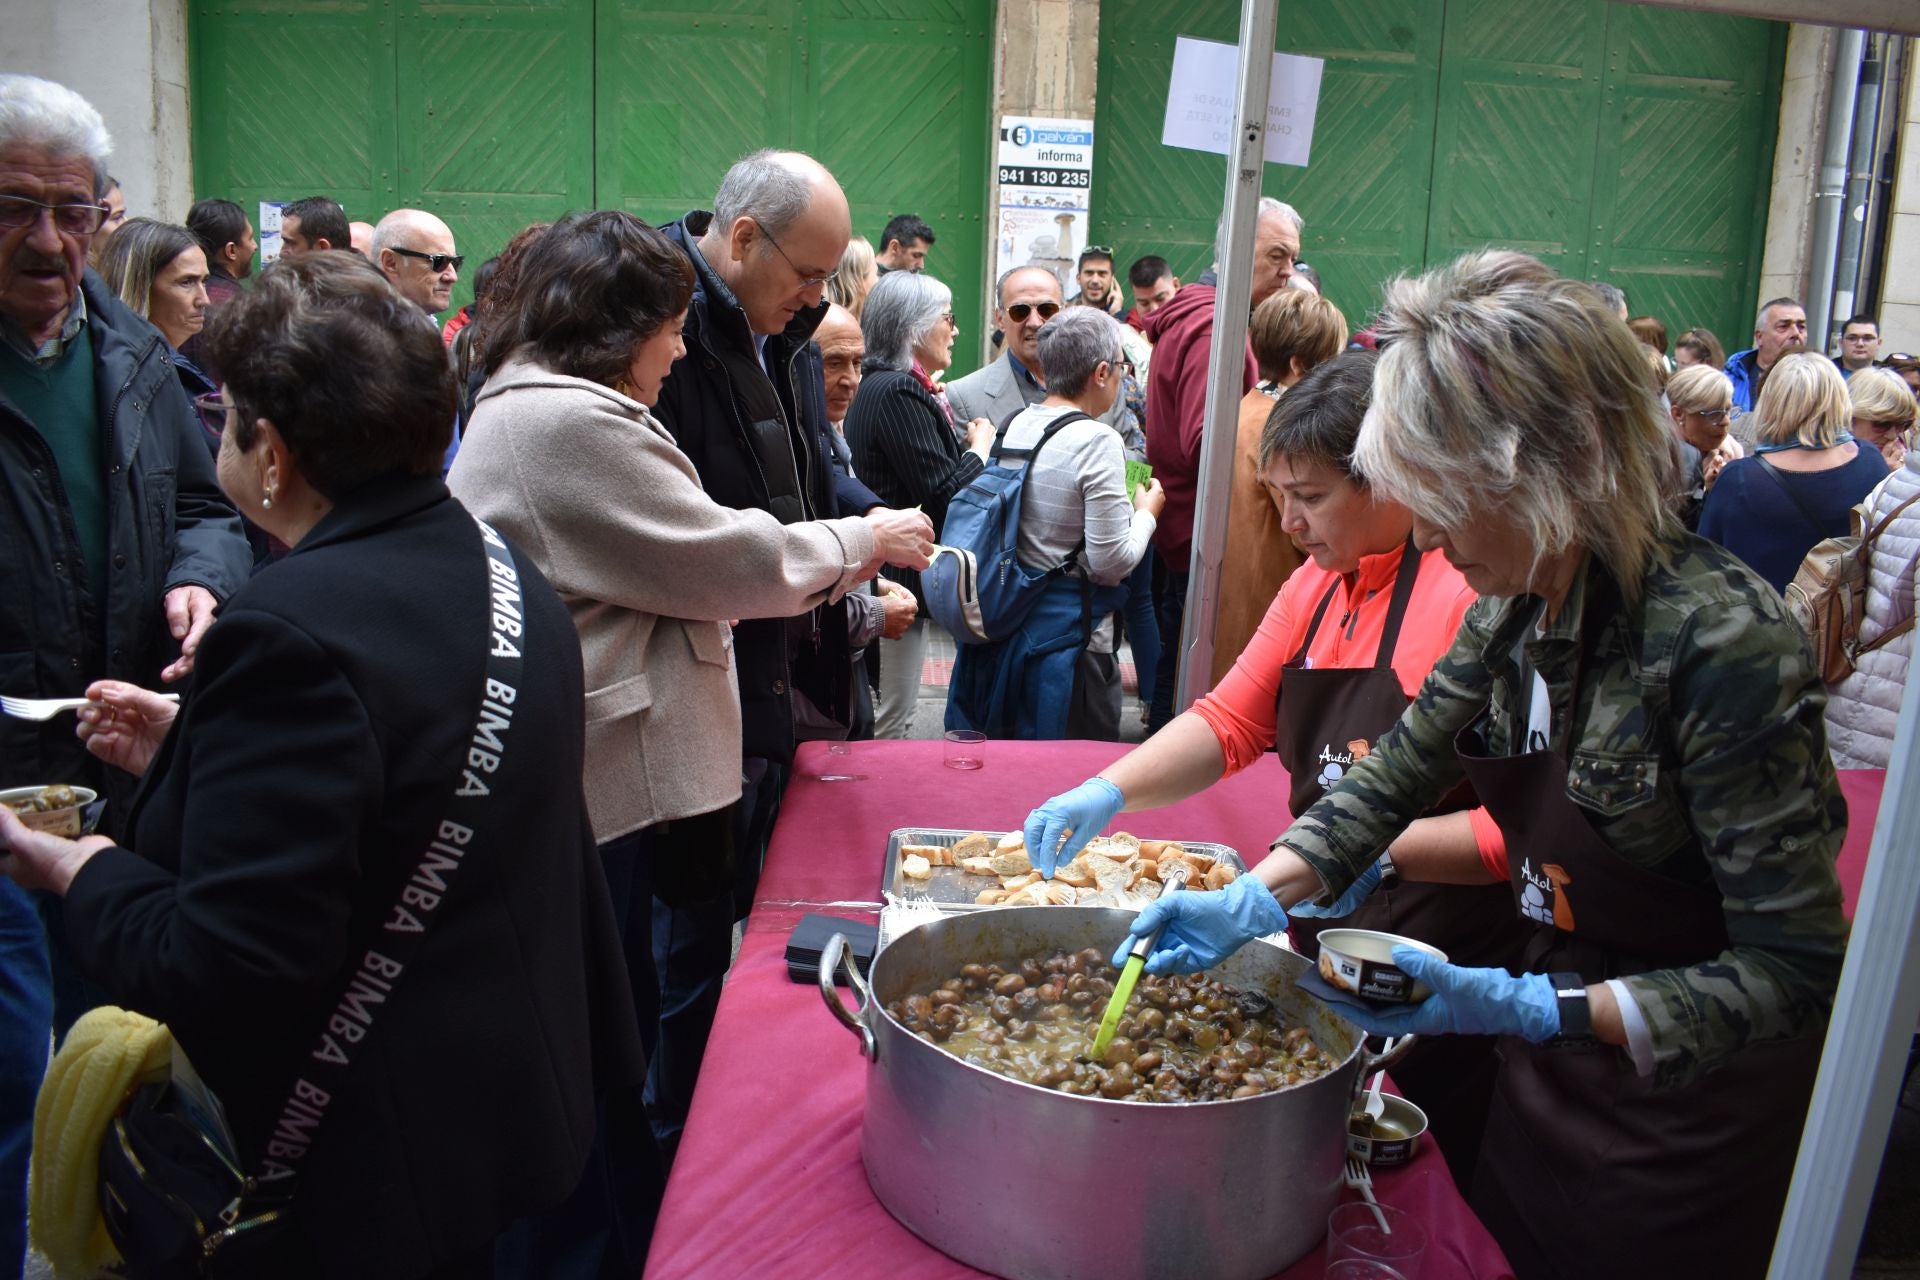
[0,881,51,1280]
[1148,567,1189,732]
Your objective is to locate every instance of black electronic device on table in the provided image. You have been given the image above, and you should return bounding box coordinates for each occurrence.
[786,912,877,985]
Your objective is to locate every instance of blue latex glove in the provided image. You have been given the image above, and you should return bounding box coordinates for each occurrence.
[1286,860,1383,919]
[1023,777,1125,878]
[1113,874,1292,974]
[1337,945,1562,1043]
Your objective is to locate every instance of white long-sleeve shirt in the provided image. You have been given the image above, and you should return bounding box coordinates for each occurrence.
[1001,403,1156,652]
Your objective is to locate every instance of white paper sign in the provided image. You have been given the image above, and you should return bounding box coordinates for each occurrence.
[993,117,1095,297]
[1161,36,1323,168]
[257,201,287,265]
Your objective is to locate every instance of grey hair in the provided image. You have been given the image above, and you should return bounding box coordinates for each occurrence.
[859,269,951,371]
[0,75,113,195]
[1034,306,1122,398]
[1756,296,1804,331]
[713,149,814,239]
[1213,196,1304,271]
[1353,250,1678,601]
[1588,281,1627,316]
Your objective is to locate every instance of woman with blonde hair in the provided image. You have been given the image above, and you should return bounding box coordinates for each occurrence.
[827,234,878,316]
[1849,365,1917,471]
[1699,351,1889,591]
[1212,287,1346,682]
[1108,250,1847,1280]
[1665,362,1741,529]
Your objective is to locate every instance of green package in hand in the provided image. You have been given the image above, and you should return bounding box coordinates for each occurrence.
[1126,460,1153,503]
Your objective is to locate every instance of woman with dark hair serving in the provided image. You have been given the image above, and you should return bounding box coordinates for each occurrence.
[1023,348,1526,1187]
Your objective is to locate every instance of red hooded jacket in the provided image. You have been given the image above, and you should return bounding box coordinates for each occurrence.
[1143,283,1257,571]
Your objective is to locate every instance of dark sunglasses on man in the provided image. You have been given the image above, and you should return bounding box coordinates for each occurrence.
[389,246,464,273]
[1005,301,1061,323]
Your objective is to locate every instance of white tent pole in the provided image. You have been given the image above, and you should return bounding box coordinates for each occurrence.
[1769,658,1920,1277]
[1172,0,1280,712]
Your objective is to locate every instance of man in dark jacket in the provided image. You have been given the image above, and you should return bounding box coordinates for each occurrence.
[0,73,251,1280]
[649,148,879,1154]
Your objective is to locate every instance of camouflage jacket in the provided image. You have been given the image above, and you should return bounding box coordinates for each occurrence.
[1279,534,1849,1090]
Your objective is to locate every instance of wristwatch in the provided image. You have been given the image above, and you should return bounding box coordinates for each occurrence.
[1549,971,1594,1042]
[1376,846,1400,890]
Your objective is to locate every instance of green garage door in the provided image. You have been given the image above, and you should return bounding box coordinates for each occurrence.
[188,0,993,373]
[1092,0,1783,347]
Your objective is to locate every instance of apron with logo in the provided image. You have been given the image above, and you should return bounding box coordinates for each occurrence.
[1456,575,1821,1280]
[1274,540,1528,1189]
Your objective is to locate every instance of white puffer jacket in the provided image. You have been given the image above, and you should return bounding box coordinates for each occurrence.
[1825,453,1920,770]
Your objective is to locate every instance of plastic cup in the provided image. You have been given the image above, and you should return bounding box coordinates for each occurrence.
[1326,1261,1410,1280]
[943,729,986,770]
[1327,1202,1427,1279]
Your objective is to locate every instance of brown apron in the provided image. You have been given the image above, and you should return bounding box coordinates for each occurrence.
[1274,540,1528,1190]
[1455,578,1822,1280]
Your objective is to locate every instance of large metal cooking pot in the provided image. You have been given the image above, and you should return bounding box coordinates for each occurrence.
[819,906,1407,1280]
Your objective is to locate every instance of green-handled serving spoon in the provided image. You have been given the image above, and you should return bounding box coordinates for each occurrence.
[1089,861,1191,1061]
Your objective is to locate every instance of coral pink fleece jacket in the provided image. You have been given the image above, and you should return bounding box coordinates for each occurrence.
[1143,282,1258,571]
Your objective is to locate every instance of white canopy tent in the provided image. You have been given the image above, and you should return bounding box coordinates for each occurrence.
[1170,5,1919,1274]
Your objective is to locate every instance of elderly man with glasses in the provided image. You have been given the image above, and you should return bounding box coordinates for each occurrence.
[371,207,462,316]
[945,264,1139,441]
[650,148,934,1158]
[0,73,249,1279]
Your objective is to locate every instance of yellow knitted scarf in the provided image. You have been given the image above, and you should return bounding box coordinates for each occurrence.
[30,1007,173,1279]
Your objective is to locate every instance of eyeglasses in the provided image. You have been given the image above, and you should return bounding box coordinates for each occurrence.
[192,392,233,435]
[1687,407,1730,423]
[754,221,834,288]
[0,193,110,235]
[942,311,956,326]
[389,246,464,273]
[1005,301,1061,323]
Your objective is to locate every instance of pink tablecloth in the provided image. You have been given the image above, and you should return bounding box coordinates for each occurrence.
[645,739,1515,1280]
[1835,768,1884,919]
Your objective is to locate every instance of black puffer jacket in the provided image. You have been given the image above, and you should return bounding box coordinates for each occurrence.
[653,213,875,760]
[0,271,250,825]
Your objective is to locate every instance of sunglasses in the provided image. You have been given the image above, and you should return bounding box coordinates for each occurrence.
[1885,354,1918,365]
[389,246,464,273]
[192,392,233,435]
[0,193,109,235]
[1005,301,1061,323]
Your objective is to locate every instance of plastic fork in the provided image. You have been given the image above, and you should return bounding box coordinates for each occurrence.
[0,693,179,721]
[1344,1156,1390,1233]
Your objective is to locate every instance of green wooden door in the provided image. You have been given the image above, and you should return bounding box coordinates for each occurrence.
[190,0,992,370]
[1426,0,1783,343]
[1091,0,1782,348]
[1093,0,1443,318]
[189,0,595,315]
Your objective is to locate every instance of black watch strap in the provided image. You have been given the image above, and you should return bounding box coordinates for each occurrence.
[1550,970,1594,1042]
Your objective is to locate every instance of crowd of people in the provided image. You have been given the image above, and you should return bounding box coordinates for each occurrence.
[0,62,1915,1280]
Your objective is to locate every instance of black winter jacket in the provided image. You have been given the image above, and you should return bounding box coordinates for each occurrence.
[653,213,874,758]
[0,271,250,825]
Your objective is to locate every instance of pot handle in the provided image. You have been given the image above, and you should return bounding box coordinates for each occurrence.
[818,932,878,1061]
[1355,1033,1417,1093]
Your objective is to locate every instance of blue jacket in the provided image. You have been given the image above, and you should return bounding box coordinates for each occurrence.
[1726,347,1762,413]
[945,574,1127,739]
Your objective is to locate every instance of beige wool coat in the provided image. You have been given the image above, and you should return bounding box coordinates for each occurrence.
[450,354,877,841]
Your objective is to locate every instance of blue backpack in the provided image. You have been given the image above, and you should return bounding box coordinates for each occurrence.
[922,410,1094,645]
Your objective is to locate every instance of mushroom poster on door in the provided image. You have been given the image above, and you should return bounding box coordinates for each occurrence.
[992,117,1095,301]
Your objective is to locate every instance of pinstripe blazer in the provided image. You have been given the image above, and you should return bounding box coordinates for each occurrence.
[843,368,984,602]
